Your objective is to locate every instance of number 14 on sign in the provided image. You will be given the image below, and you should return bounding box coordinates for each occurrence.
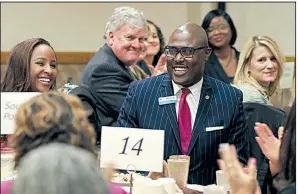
[100,126,165,172]
[119,137,144,156]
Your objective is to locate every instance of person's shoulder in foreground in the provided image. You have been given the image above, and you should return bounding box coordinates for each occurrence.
[0,178,127,194]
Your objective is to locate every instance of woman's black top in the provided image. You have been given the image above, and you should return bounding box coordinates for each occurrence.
[204,47,240,84]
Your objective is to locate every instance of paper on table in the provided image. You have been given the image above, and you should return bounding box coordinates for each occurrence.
[1,92,40,134]
[100,126,164,172]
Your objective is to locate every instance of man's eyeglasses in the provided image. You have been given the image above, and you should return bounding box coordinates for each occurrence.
[164,46,207,58]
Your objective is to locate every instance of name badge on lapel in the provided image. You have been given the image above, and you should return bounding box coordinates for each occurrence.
[158,96,177,105]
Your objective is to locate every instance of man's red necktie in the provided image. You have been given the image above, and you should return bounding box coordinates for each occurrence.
[178,88,192,155]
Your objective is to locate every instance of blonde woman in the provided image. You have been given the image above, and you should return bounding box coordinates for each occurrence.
[234,36,284,105]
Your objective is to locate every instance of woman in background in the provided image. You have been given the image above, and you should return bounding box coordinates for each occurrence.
[202,9,239,84]
[234,36,284,105]
[137,20,166,77]
[1,38,58,150]
[1,38,57,92]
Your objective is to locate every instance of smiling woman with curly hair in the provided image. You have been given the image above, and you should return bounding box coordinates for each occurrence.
[9,91,97,168]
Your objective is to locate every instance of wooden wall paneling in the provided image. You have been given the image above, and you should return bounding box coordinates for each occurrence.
[1,51,95,64]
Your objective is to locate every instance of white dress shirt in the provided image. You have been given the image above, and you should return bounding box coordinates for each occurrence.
[172,78,203,130]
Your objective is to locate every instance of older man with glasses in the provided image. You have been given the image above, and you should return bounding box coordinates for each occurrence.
[117,22,249,186]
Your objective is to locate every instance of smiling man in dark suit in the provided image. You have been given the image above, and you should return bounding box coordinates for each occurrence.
[117,22,249,185]
[76,7,147,144]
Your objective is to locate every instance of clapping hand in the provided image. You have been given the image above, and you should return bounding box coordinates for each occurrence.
[218,145,260,194]
[254,122,284,175]
[150,54,167,76]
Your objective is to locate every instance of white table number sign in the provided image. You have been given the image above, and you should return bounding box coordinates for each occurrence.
[1,92,40,134]
[100,126,165,172]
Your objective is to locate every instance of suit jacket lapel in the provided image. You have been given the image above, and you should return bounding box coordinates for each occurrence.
[187,76,214,154]
[159,75,182,153]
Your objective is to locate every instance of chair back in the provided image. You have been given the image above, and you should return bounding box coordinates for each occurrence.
[243,102,286,194]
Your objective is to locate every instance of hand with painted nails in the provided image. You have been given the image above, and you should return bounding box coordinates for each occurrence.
[218,145,259,194]
[254,122,284,170]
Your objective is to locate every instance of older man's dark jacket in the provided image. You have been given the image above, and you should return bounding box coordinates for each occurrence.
[75,44,136,144]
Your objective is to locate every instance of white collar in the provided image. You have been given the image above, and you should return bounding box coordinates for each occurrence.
[172,78,204,101]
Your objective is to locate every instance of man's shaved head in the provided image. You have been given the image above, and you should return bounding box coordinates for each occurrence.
[170,22,209,48]
[166,22,211,87]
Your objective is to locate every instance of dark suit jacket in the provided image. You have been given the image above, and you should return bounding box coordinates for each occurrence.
[243,102,286,194]
[78,44,136,143]
[117,74,249,185]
